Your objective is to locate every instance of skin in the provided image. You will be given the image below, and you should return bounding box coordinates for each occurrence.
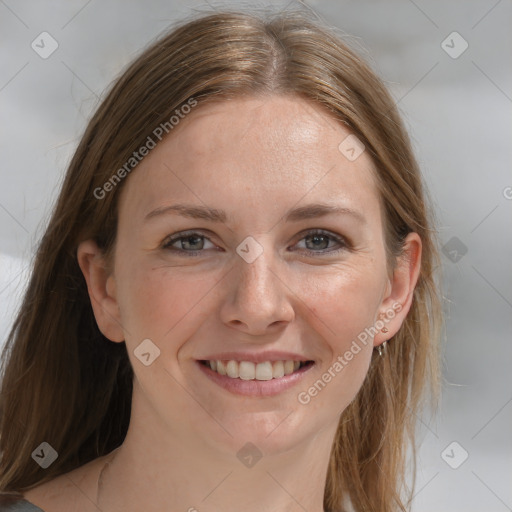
[24,95,421,512]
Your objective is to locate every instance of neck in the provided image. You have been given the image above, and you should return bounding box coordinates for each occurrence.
[96,385,337,512]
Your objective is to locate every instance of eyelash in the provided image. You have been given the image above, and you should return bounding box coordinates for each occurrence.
[161,229,350,257]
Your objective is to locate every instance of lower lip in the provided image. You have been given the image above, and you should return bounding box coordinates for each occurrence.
[196,361,315,397]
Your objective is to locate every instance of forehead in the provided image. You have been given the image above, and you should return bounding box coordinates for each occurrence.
[119,95,381,223]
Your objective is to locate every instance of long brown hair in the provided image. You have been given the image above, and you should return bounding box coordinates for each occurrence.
[0,9,441,511]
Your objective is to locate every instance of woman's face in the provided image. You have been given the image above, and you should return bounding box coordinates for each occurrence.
[84,95,416,457]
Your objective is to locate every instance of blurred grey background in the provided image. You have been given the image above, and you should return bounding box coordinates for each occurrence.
[1,0,511,510]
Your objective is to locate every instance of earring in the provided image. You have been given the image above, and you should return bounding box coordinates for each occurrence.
[381,326,389,334]
[376,341,387,356]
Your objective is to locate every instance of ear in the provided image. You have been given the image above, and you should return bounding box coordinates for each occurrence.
[374,232,422,347]
[77,239,125,342]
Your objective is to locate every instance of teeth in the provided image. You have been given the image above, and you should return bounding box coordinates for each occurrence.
[273,360,284,378]
[226,360,238,378]
[216,360,227,375]
[239,361,255,380]
[216,361,227,375]
[284,360,294,375]
[205,359,309,380]
[255,361,273,381]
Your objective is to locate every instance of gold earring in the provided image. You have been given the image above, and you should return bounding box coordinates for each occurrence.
[376,341,387,356]
[381,326,389,333]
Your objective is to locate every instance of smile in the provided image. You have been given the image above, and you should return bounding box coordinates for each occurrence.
[196,359,315,397]
[200,359,313,380]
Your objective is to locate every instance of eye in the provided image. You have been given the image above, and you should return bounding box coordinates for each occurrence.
[161,229,349,257]
[162,231,216,254]
[293,229,349,255]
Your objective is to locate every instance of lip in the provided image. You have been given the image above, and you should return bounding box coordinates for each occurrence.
[196,359,315,397]
[198,350,312,364]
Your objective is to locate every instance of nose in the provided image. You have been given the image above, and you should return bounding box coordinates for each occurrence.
[219,245,295,336]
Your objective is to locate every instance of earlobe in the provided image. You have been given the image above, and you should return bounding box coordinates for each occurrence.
[374,232,422,346]
[77,239,125,342]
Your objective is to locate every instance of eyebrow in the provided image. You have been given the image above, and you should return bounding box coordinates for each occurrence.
[144,202,366,224]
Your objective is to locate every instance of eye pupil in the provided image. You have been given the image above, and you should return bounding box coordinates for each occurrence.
[306,234,329,250]
[182,235,203,250]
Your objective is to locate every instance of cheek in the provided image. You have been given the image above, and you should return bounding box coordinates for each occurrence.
[114,258,221,348]
[295,266,382,408]
[300,263,383,349]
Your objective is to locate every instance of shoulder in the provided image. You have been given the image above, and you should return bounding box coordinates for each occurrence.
[12,455,109,512]
[0,493,45,511]
[0,454,110,512]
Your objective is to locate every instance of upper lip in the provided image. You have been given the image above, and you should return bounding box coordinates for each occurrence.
[198,351,313,364]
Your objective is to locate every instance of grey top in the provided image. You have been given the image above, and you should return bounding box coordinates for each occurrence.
[0,496,44,512]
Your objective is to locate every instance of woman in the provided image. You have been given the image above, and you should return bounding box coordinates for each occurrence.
[0,9,441,512]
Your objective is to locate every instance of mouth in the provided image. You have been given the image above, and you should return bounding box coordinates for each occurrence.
[198,359,315,380]
[196,359,316,397]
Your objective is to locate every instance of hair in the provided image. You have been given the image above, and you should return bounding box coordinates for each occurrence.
[0,8,441,512]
